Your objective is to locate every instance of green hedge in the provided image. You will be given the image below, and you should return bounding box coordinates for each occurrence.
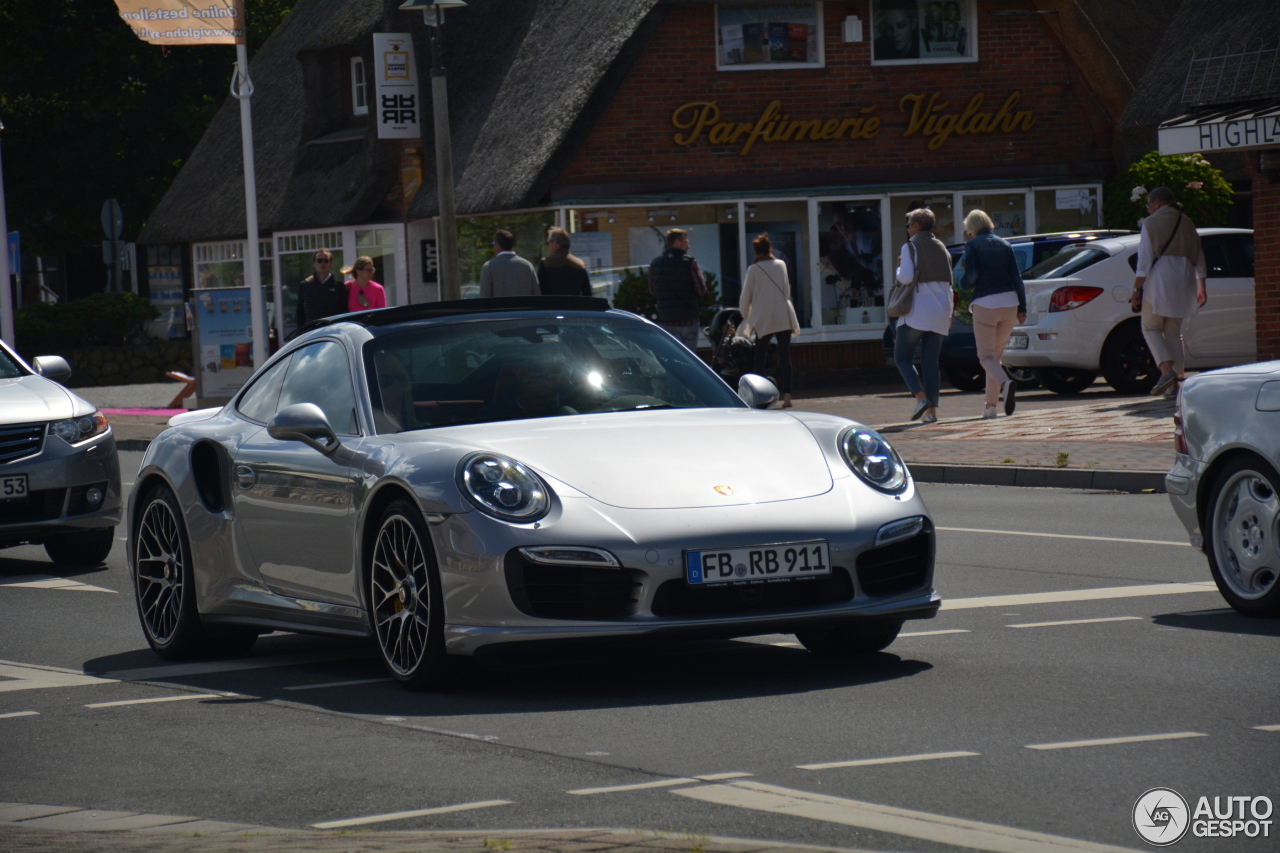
[16,292,159,356]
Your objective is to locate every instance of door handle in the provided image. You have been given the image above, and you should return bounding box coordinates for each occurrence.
[235,465,256,489]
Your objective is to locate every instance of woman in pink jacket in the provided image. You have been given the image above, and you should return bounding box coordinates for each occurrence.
[344,256,387,312]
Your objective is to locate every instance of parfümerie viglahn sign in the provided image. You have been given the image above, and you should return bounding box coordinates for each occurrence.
[114,1,246,46]
[373,34,422,140]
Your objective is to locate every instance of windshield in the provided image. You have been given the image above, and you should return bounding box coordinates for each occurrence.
[363,316,745,432]
[0,347,26,379]
[1022,246,1109,280]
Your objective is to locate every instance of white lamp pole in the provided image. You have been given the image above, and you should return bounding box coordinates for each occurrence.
[399,0,466,302]
[231,43,268,370]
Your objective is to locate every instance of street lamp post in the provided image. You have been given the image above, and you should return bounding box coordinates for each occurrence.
[399,0,466,302]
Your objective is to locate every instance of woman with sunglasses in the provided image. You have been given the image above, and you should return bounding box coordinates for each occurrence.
[343,256,387,313]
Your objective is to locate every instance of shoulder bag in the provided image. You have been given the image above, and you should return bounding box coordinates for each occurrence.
[1131,215,1182,313]
[886,242,918,319]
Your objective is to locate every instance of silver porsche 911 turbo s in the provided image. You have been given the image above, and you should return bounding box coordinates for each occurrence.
[129,297,939,689]
[1,338,121,565]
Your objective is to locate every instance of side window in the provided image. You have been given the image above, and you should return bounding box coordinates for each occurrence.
[1231,234,1255,277]
[236,355,292,424]
[1200,235,1232,278]
[277,341,360,435]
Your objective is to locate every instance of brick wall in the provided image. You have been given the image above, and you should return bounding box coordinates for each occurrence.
[558,0,1114,192]
[1247,152,1280,362]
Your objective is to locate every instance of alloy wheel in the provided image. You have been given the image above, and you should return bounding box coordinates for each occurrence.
[1212,470,1280,600]
[371,514,433,675]
[135,497,186,643]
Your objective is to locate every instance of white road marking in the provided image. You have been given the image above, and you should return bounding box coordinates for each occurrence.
[283,677,392,691]
[1252,724,1280,732]
[1026,732,1207,750]
[1007,616,1144,629]
[310,800,512,829]
[900,629,970,637]
[798,751,980,771]
[568,778,697,795]
[85,695,210,709]
[770,642,803,648]
[673,780,1139,853]
[0,574,117,594]
[0,661,117,693]
[0,710,39,719]
[696,772,753,781]
[936,526,1190,547]
[99,648,372,681]
[943,582,1217,610]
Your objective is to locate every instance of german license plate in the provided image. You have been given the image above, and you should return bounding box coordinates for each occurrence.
[1,474,28,499]
[685,541,830,585]
[1005,334,1029,350]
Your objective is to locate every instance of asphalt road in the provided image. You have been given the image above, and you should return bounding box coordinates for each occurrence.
[1,450,1277,853]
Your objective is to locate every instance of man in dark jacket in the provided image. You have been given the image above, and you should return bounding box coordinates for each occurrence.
[296,249,347,329]
[648,229,707,351]
[536,228,592,297]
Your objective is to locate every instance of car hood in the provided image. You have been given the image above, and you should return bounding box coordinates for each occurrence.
[0,375,83,424]
[430,408,835,509]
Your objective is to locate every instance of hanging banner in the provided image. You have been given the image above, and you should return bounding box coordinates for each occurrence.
[113,1,246,45]
[373,33,422,139]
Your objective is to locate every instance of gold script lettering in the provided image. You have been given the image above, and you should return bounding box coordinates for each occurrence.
[671,102,721,146]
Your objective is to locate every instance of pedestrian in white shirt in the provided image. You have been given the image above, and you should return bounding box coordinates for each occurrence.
[893,208,953,423]
[1129,187,1207,396]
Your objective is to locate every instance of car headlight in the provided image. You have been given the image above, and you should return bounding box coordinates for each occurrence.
[458,452,551,522]
[50,411,109,445]
[839,427,908,494]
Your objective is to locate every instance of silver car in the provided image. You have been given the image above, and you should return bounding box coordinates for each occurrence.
[129,298,939,689]
[0,338,122,565]
[1167,360,1280,616]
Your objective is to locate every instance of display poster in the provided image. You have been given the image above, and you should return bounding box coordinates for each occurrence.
[148,265,186,339]
[568,232,613,274]
[817,202,885,326]
[1056,188,1096,214]
[872,0,973,63]
[193,287,257,399]
[373,33,422,139]
[717,3,820,67]
[113,0,246,46]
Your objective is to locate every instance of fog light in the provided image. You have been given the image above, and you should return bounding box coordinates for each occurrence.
[86,487,104,506]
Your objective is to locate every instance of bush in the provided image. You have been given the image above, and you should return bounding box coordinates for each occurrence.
[1104,151,1234,230]
[16,292,159,355]
[611,268,721,327]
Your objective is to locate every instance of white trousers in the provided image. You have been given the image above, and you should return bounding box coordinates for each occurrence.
[1140,299,1185,375]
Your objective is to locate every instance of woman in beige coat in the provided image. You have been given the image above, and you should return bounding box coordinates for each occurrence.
[740,233,801,408]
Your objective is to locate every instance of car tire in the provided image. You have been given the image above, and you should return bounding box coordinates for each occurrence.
[795,620,904,656]
[367,498,458,690]
[942,363,985,392]
[133,484,210,659]
[1204,456,1280,618]
[1100,323,1158,394]
[44,527,115,566]
[1036,368,1098,395]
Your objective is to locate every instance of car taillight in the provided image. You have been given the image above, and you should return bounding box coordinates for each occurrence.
[1048,285,1105,312]
[1173,386,1188,454]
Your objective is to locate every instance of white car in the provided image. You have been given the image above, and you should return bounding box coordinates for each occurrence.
[1001,228,1255,395]
[1167,361,1280,616]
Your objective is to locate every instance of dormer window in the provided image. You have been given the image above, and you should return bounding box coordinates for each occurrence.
[351,57,368,116]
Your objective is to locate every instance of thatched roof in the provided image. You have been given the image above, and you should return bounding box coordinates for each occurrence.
[1120,0,1280,160]
[140,0,662,244]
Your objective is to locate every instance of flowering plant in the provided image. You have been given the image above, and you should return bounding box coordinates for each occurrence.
[1105,152,1233,228]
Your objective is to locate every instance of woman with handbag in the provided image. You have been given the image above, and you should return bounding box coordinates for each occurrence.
[890,208,953,423]
[740,233,801,408]
[959,209,1026,418]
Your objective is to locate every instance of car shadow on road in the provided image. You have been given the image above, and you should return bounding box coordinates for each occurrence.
[0,553,113,579]
[83,635,933,715]
[1152,609,1280,636]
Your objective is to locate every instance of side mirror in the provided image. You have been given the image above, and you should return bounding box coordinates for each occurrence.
[32,356,72,383]
[267,403,340,455]
[737,374,780,410]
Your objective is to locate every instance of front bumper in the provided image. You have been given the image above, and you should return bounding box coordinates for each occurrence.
[0,429,122,545]
[1166,453,1206,551]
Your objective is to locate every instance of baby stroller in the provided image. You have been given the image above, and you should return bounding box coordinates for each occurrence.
[704,308,776,386]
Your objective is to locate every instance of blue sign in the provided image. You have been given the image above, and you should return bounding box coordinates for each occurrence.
[6,232,18,276]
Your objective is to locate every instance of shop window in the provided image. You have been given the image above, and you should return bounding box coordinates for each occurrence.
[717,3,824,70]
[817,200,885,327]
[1033,187,1101,233]
[456,212,559,298]
[871,0,977,65]
[351,57,368,116]
[960,193,1026,239]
